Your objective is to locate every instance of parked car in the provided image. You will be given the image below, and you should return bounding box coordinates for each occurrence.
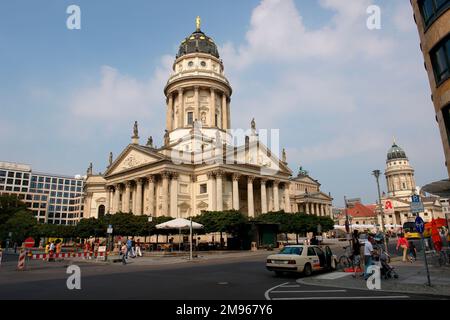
[266,245,337,276]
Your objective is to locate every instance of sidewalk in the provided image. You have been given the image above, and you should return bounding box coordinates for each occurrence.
[298,257,450,297]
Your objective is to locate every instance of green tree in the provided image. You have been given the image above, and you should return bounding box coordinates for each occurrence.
[194,211,248,247]
[0,194,28,226]
[2,210,37,244]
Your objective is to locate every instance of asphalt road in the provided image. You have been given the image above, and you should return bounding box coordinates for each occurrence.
[0,252,447,300]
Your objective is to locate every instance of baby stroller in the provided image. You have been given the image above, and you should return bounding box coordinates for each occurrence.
[380,251,398,279]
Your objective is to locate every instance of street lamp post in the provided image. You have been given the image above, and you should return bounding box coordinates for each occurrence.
[372,170,389,256]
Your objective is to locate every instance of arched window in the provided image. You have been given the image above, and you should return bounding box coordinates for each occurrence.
[98,205,105,219]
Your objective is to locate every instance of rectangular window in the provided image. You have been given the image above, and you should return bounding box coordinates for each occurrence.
[7,179,13,184]
[45,177,51,183]
[187,112,194,125]
[419,0,450,28]
[442,104,450,147]
[22,180,29,185]
[15,172,22,178]
[200,184,207,194]
[0,171,5,177]
[8,172,14,178]
[431,35,450,85]
[38,176,44,183]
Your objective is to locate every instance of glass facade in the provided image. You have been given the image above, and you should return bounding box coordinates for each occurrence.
[0,162,84,225]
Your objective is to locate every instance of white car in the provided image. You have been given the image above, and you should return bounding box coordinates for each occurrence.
[266,245,338,276]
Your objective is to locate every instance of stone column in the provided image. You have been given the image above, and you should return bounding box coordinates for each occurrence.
[210,88,216,126]
[232,173,240,210]
[222,93,227,129]
[167,93,173,131]
[178,89,184,127]
[305,202,310,214]
[114,184,121,213]
[284,183,290,213]
[105,186,111,214]
[123,181,132,213]
[162,172,170,215]
[216,170,223,211]
[247,176,255,217]
[148,175,155,215]
[261,179,268,214]
[207,172,216,211]
[226,98,231,129]
[170,173,178,217]
[194,86,200,121]
[273,181,280,211]
[135,178,143,215]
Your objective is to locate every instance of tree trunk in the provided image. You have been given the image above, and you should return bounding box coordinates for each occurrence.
[296,233,299,244]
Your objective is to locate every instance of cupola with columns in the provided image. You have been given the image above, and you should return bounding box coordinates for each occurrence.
[385,139,416,199]
[164,17,232,145]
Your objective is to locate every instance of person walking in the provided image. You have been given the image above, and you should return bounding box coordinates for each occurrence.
[351,230,362,272]
[363,236,375,280]
[126,237,133,259]
[131,237,136,258]
[408,241,417,262]
[396,234,409,262]
[120,243,127,265]
[135,239,142,257]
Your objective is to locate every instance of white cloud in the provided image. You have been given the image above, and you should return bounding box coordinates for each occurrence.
[221,0,394,70]
[70,55,173,121]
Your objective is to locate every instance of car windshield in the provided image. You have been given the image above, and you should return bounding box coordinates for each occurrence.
[279,247,303,255]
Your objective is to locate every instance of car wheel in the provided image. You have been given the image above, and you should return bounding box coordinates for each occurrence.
[303,263,312,276]
[274,271,284,277]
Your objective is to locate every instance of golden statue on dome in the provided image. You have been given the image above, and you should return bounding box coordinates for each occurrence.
[196,16,201,31]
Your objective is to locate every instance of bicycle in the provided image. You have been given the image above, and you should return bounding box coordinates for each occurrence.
[337,245,360,270]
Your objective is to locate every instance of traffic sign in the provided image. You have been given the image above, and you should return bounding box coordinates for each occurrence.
[107,227,113,234]
[415,216,425,234]
[411,195,420,203]
[411,198,424,214]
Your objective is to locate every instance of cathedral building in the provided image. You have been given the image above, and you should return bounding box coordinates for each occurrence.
[83,19,333,220]
[379,140,443,227]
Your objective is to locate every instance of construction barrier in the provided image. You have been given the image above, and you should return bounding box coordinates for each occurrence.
[27,251,107,260]
[17,249,26,270]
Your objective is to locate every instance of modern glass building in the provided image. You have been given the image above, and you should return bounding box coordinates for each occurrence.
[0,161,84,225]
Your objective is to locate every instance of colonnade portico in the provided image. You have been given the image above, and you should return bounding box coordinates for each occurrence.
[295,201,333,217]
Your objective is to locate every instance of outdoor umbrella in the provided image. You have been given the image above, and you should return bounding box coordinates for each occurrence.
[155,218,204,260]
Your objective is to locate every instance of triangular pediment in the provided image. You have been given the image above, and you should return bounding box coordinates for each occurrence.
[292,175,320,186]
[105,145,166,176]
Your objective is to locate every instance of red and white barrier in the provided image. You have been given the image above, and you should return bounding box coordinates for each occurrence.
[27,251,106,260]
[17,249,26,270]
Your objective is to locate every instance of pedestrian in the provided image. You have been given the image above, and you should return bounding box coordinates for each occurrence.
[131,237,136,257]
[310,235,318,245]
[396,234,409,262]
[363,236,375,280]
[126,237,133,258]
[351,230,361,271]
[135,239,142,257]
[120,243,127,265]
[408,241,417,262]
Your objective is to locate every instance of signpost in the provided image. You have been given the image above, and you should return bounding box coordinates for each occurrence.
[106,225,113,256]
[415,216,431,286]
[411,195,424,216]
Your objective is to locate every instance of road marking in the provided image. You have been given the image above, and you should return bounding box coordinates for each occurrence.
[264,282,290,300]
[279,285,300,288]
[272,295,409,300]
[271,290,347,293]
[314,272,352,280]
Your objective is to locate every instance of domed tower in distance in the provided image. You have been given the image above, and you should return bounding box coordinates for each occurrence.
[385,139,416,199]
[164,17,232,146]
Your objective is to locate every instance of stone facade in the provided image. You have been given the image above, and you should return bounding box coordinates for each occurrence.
[411,1,450,177]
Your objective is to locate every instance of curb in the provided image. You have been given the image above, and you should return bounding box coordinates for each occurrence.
[296,275,450,297]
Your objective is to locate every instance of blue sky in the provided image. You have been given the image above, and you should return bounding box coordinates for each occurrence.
[0,0,446,207]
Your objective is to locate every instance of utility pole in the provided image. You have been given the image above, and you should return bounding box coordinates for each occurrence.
[372,170,389,256]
